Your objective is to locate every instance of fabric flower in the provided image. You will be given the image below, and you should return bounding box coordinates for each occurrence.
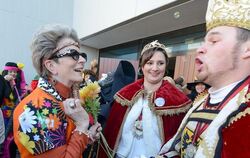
[33,134,40,141]
[36,111,47,130]
[44,100,52,108]
[42,108,49,115]
[32,127,38,134]
[19,132,35,154]
[46,114,62,131]
[19,107,37,133]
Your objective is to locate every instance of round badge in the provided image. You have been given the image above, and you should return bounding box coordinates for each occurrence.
[154,97,165,107]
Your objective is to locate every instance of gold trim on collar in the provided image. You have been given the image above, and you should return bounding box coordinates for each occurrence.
[227,91,250,127]
[114,90,191,116]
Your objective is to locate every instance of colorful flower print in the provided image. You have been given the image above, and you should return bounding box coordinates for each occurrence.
[19,132,35,154]
[19,106,37,133]
[46,114,62,131]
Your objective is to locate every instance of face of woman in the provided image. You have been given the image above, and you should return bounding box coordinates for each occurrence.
[142,51,166,85]
[48,38,86,87]
[8,70,18,79]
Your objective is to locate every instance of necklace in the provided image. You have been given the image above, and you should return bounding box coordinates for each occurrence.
[133,94,145,139]
[133,113,143,139]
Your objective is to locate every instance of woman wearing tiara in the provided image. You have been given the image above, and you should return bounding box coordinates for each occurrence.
[98,40,191,158]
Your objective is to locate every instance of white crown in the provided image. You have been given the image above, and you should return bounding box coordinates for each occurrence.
[141,40,170,55]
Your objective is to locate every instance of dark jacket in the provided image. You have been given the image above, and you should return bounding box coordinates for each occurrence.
[98,60,136,126]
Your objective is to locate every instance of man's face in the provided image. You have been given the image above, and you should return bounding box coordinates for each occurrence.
[195,26,240,87]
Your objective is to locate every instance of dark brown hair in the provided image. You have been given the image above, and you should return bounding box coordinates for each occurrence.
[139,47,169,68]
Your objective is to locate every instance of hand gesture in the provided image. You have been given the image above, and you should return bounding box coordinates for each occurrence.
[88,122,102,144]
[63,98,89,131]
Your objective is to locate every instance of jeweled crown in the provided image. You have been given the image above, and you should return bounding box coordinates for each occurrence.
[141,40,169,55]
[206,0,250,31]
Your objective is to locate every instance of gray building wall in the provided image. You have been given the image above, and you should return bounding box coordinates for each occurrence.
[0,0,74,83]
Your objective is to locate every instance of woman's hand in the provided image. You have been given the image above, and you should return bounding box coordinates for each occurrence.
[4,74,14,81]
[4,74,15,87]
[88,122,102,144]
[63,98,89,132]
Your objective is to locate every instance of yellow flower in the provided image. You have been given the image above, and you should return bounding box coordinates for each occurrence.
[79,81,101,122]
[19,132,35,154]
[79,81,101,100]
[32,127,38,134]
[42,108,49,115]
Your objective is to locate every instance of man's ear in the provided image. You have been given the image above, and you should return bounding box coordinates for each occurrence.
[44,60,58,75]
[242,41,250,59]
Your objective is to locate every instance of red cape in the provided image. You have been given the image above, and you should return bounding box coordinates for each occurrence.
[98,79,191,158]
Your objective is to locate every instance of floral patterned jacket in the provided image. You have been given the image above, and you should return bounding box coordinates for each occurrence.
[13,78,88,158]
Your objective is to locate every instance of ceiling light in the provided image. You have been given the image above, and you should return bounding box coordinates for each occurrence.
[174,11,180,19]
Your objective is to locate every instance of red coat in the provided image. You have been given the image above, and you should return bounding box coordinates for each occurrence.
[221,101,250,158]
[98,79,191,158]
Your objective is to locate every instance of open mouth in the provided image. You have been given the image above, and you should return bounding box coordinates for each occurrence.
[74,69,83,73]
[195,58,203,72]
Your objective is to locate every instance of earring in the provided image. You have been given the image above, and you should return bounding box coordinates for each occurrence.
[51,78,57,86]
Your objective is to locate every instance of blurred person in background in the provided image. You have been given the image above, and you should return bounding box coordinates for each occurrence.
[2,62,27,99]
[1,62,27,158]
[0,108,5,156]
[90,59,98,81]
[0,74,7,157]
[98,60,136,127]
[82,69,97,83]
[0,108,4,143]
[187,80,210,101]
[174,76,186,91]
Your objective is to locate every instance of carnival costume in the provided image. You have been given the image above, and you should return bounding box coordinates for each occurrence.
[159,0,250,157]
[1,62,25,127]
[0,62,25,158]
[13,78,89,158]
[98,79,191,158]
[160,76,250,158]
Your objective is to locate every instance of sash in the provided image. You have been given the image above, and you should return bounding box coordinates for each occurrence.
[160,76,250,158]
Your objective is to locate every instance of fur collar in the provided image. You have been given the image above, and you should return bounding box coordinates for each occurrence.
[37,78,63,101]
[114,79,191,116]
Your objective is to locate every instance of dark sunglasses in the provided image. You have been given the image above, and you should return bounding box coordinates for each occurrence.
[49,49,87,61]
